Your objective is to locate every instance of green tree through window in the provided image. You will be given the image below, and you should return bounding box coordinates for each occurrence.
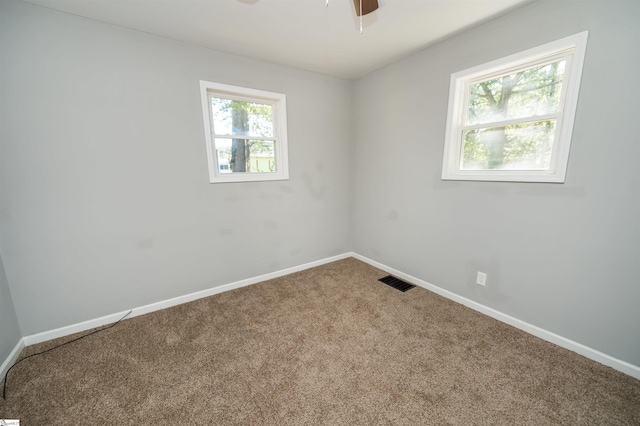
[442,32,588,182]
[211,99,275,173]
[200,80,289,183]
[463,60,564,170]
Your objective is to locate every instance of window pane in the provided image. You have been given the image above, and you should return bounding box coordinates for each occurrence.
[461,120,556,170]
[211,98,273,137]
[466,60,565,125]
[215,138,232,173]
[214,138,275,174]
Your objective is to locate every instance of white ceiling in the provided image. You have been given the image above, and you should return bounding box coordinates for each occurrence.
[23,0,531,79]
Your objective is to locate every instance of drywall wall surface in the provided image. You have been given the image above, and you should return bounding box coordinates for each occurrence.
[352,0,640,366]
[0,0,352,335]
[0,254,22,364]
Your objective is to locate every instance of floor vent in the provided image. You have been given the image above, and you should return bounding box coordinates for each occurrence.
[379,275,416,292]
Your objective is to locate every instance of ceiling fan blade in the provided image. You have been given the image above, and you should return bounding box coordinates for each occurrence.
[353,0,379,16]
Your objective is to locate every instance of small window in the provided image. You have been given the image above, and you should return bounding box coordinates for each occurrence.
[441,32,588,183]
[200,81,289,183]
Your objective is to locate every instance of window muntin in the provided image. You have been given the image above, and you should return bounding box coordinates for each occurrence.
[442,32,588,182]
[200,81,289,183]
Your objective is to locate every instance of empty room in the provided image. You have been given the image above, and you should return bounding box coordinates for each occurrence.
[1,0,639,423]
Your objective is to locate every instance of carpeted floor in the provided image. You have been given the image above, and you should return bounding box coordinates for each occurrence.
[1,258,639,424]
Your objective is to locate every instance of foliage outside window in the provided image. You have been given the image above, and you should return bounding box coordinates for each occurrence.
[442,32,588,182]
[200,81,289,183]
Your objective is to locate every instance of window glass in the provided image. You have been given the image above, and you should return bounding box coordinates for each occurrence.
[461,120,556,170]
[211,98,274,138]
[214,138,276,174]
[466,61,565,125]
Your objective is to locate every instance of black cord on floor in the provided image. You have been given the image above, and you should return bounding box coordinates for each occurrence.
[1,309,132,400]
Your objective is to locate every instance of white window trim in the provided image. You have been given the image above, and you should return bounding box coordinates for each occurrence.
[441,31,588,183]
[199,81,289,183]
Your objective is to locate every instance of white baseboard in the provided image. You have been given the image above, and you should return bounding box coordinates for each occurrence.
[15,251,640,381]
[22,253,352,347]
[352,253,640,381]
[1,338,25,382]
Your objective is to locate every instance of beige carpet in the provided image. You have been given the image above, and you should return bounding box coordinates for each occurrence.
[1,258,639,424]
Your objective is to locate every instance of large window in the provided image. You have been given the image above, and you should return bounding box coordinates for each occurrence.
[441,32,588,183]
[200,81,289,183]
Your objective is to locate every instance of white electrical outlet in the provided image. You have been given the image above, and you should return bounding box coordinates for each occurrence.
[476,271,487,286]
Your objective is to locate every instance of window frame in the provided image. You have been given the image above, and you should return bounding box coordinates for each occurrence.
[199,81,289,183]
[441,31,588,183]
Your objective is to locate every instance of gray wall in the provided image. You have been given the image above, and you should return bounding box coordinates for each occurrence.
[353,0,640,366]
[0,0,352,335]
[0,254,22,364]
